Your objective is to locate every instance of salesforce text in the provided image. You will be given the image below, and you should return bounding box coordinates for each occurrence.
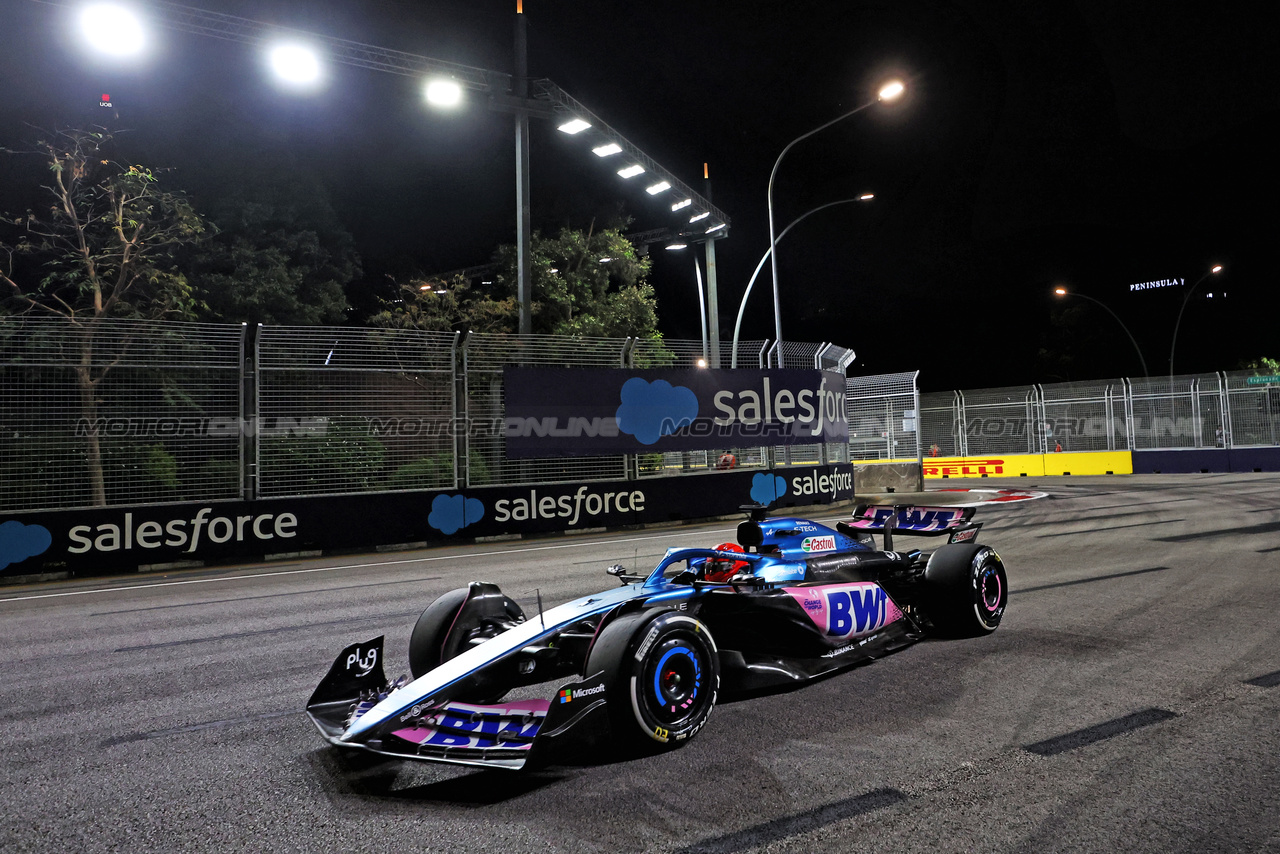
[67,509,297,554]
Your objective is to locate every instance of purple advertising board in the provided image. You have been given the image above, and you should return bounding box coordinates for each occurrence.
[502,367,849,457]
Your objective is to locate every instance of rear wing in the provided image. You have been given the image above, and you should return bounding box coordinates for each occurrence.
[839,505,983,550]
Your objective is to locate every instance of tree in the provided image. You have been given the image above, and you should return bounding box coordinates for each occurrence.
[185,164,357,326]
[1238,357,1280,375]
[369,225,661,339]
[0,128,209,505]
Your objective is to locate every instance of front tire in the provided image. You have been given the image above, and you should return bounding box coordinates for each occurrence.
[922,545,1008,636]
[408,587,525,678]
[585,610,720,751]
[408,587,470,678]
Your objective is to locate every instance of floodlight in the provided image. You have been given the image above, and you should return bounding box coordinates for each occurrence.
[557,118,591,134]
[665,243,687,250]
[645,181,671,195]
[425,79,462,106]
[268,43,323,88]
[706,223,726,234]
[592,143,623,157]
[671,198,692,211]
[617,165,645,178]
[690,211,710,223]
[80,3,146,57]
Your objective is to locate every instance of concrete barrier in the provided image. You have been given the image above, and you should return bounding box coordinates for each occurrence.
[1132,447,1280,473]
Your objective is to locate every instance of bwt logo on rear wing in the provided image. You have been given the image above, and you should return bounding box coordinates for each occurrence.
[845,505,982,544]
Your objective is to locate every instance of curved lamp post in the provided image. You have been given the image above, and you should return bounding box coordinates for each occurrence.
[1053,287,1149,379]
[1168,264,1223,377]
[732,194,873,367]
[767,80,904,346]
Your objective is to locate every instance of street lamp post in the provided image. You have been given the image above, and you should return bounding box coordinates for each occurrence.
[1168,264,1223,377]
[1053,287,1149,379]
[732,194,873,367]
[767,80,903,346]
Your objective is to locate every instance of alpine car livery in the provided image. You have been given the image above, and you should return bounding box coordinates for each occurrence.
[306,497,1019,771]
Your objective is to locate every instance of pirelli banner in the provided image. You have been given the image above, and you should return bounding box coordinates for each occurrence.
[0,464,855,579]
[502,367,849,457]
[922,452,1133,478]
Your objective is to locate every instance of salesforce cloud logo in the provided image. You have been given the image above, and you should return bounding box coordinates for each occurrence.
[0,521,53,571]
[427,494,485,535]
[615,377,699,446]
[750,473,788,505]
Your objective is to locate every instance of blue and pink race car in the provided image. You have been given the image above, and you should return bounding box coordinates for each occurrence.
[307,494,1029,771]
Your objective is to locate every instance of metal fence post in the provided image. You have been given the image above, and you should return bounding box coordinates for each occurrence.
[1123,378,1136,450]
[450,331,462,489]
[1219,372,1232,448]
[1104,383,1116,451]
[242,323,256,500]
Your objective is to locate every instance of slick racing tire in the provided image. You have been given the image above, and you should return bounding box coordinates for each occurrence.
[922,544,1008,637]
[585,609,720,752]
[408,588,525,679]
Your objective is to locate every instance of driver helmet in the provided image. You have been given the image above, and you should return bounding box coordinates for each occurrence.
[704,542,749,582]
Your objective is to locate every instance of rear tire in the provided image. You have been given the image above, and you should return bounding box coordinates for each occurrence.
[584,610,720,752]
[922,545,1007,636]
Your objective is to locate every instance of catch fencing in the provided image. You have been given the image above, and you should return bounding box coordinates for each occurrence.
[918,373,1279,457]
[7,314,1273,514]
[0,317,857,511]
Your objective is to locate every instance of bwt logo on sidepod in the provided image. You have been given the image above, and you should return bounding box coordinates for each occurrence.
[787,583,895,639]
[826,586,889,637]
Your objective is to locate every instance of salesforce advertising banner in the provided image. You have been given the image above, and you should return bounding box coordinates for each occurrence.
[0,465,856,579]
[502,367,849,458]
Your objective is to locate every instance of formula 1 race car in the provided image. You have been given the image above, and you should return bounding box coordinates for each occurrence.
[306,498,1012,771]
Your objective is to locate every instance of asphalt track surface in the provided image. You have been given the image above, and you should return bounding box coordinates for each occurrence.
[2,473,1279,853]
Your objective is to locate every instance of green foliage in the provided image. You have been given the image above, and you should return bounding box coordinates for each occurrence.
[369,225,661,339]
[186,173,358,326]
[259,416,386,492]
[1,129,209,320]
[386,455,453,490]
[1238,357,1280,375]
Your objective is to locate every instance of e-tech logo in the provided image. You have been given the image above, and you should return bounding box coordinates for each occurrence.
[558,684,606,703]
[924,458,1005,477]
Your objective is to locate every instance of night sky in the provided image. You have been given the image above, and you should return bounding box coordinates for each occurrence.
[2,0,1277,390]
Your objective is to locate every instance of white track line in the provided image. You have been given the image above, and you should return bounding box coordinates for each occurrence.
[1,517,855,605]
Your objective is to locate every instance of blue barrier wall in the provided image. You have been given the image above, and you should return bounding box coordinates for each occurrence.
[1131,448,1280,473]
